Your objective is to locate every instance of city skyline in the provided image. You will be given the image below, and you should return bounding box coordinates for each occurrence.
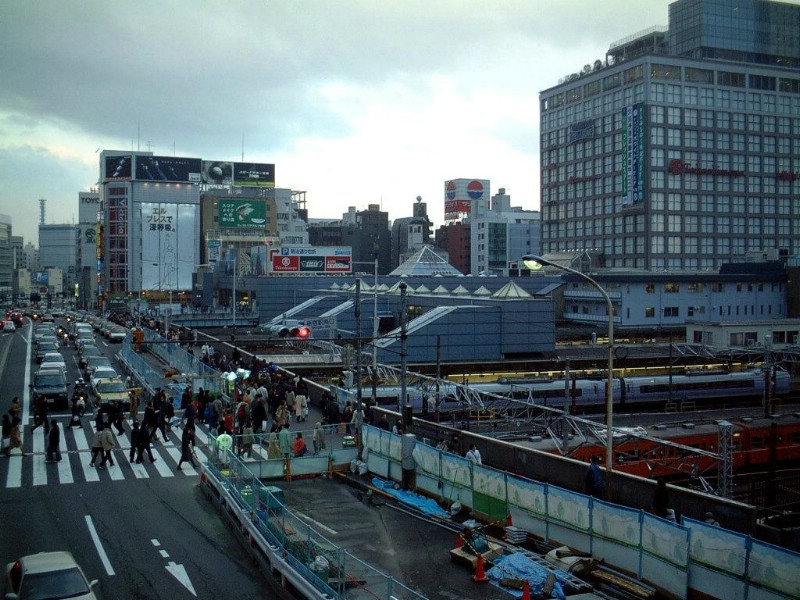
[0,0,675,243]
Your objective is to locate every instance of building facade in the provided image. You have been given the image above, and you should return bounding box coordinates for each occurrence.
[98,151,306,302]
[539,0,800,270]
[38,224,77,295]
[470,188,540,276]
[0,215,12,297]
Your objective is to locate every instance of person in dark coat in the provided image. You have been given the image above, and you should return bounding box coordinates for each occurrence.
[46,419,61,463]
[176,421,197,469]
[129,420,140,463]
[652,478,669,518]
[584,455,604,498]
[136,422,157,463]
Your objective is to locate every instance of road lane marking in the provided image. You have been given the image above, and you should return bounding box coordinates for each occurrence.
[85,515,115,576]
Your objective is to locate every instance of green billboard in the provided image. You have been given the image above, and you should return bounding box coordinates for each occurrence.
[218,200,268,229]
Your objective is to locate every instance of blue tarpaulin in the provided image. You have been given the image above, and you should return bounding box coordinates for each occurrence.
[371,477,452,519]
[487,553,567,599]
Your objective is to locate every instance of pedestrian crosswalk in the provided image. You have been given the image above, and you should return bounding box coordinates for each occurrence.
[2,419,215,488]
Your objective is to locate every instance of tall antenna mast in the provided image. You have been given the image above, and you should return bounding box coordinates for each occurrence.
[39,198,46,225]
[241,132,244,161]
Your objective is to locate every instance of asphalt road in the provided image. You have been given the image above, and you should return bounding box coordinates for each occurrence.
[0,320,275,599]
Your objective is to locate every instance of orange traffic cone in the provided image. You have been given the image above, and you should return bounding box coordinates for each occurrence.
[455,534,463,549]
[472,554,489,583]
[522,579,531,600]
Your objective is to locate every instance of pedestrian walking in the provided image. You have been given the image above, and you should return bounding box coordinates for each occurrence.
[279,424,292,458]
[465,444,482,465]
[584,455,604,498]
[89,425,104,467]
[99,425,116,469]
[136,422,157,463]
[312,422,326,455]
[129,420,140,463]
[176,422,197,469]
[1,414,11,457]
[8,417,22,455]
[46,419,62,463]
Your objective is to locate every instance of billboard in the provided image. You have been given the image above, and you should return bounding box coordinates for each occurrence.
[201,161,234,185]
[105,155,132,181]
[444,178,489,221]
[622,103,645,206]
[32,271,49,286]
[218,199,268,229]
[135,155,202,182]
[269,246,352,273]
[140,202,198,290]
[233,162,275,186]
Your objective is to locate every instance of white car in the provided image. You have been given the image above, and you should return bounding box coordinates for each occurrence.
[2,320,15,332]
[5,550,99,599]
[90,367,119,388]
[40,352,67,373]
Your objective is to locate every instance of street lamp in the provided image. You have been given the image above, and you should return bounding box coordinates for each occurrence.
[522,254,615,473]
[353,259,380,403]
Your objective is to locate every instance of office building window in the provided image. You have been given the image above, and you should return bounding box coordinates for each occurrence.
[652,83,665,102]
[685,67,713,83]
[684,86,698,105]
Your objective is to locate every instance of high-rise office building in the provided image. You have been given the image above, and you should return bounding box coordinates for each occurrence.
[38,224,77,293]
[539,0,800,271]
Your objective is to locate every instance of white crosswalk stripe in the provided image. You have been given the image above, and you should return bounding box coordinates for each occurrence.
[1,419,215,488]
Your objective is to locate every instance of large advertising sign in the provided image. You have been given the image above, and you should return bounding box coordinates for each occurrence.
[135,155,202,182]
[201,161,234,185]
[218,199,268,229]
[233,162,275,186]
[140,202,198,290]
[32,271,49,286]
[269,247,352,273]
[444,178,489,221]
[200,161,275,186]
[105,155,132,181]
[622,103,645,206]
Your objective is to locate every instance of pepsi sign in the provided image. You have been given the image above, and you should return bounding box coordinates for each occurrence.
[467,180,484,199]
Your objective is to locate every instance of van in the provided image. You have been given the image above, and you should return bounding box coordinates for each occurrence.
[31,368,69,410]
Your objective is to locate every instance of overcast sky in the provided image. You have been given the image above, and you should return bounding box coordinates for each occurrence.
[0,0,674,244]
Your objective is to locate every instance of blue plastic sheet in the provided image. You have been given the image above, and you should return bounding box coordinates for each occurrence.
[371,477,452,519]
[487,553,566,600]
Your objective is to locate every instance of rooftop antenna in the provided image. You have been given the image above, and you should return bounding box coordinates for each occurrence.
[241,132,245,161]
[39,198,46,225]
[137,122,140,152]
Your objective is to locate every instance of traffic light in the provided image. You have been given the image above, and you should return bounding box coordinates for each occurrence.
[269,323,311,338]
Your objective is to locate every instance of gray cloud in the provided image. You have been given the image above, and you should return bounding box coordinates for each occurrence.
[0,0,674,243]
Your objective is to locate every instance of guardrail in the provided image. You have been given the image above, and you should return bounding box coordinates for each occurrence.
[202,437,427,600]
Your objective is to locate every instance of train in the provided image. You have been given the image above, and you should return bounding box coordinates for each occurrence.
[339,368,792,413]
[547,413,800,479]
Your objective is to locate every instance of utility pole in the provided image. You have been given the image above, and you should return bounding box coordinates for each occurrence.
[399,282,408,414]
[355,279,362,414]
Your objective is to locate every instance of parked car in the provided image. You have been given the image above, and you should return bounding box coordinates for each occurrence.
[5,550,99,599]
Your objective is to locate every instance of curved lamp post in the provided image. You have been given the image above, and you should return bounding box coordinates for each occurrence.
[522,254,615,473]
